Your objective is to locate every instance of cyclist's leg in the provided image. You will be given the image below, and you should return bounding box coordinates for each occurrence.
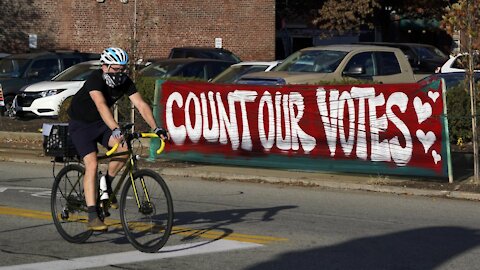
[83,152,99,206]
[100,130,128,207]
[69,119,108,230]
[83,152,108,230]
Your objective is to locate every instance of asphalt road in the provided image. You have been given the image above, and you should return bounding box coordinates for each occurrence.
[2,161,480,269]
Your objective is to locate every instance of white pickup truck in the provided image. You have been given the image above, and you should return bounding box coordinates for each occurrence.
[237,44,418,85]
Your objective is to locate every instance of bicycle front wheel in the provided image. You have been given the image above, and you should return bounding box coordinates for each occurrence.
[120,169,173,253]
[51,164,93,243]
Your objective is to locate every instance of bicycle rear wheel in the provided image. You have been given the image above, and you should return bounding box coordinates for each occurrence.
[120,169,173,253]
[51,164,93,243]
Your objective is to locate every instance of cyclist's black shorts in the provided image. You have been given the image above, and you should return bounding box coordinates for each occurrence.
[69,119,112,159]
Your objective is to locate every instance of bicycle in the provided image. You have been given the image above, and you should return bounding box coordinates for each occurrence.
[46,123,174,253]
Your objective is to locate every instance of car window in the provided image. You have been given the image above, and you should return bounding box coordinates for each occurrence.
[170,50,185,58]
[276,50,347,73]
[63,57,83,69]
[0,58,31,77]
[140,62,185,77]
[412,46,447,60]
[344,52,375,76]
[206,62,232,80]
[179,62,206,79]
[53,63,100,81]
[212,64,268,83]
[452,54,480,70]
[376,52,401,75]
[30,58,60,79]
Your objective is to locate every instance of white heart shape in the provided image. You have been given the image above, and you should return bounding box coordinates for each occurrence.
[414,97,432,124]
[416,130,436,153]
[432,150,442,164]
[428,91,440,103]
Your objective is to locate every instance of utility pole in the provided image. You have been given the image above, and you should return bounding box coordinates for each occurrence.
[466,0,479,182]
[130,0,137,131]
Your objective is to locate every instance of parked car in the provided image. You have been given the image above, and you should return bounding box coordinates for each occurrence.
[13,60,101,118]
[439,52,480,73]
[0,50,99,117]
[237,44,417,85]
[0,53,10,59]
[210,61,281,84]
[139,58,234,81]
[418,72,480,90]
[357,42,448,74]
[168,47,241,63]
[0,83,4,115]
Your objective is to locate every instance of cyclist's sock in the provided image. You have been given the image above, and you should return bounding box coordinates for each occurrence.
[105,174,117,204]
[87,206,97,221]
[105,174,114,194]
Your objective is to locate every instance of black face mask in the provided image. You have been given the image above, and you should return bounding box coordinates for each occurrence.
[102,72,128,88]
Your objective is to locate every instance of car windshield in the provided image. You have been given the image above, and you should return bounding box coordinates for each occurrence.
[0,58,31,77]
[212,64,270,83]
[413,46,447,60]
[53,63,100,81]
[140,62,185,77]
[274,50,348,73]
[211,51,241,63]
[452,54,480,70]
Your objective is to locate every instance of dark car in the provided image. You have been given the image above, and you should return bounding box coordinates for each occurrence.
[0,50,99,116]
[0,83,4,112]
[418,72,480,90]
[357,42,448,74]
[168,47,241,63]
[139,58,234,81]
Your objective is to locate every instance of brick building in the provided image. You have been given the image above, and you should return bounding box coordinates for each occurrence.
[4,0,275,61]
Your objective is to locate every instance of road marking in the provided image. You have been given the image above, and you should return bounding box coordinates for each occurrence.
[0,186,51,197]
[0,206,288,245]
[0,239,262,270]
[0,186,49,192]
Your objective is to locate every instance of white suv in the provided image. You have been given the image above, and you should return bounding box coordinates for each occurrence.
[14,60,101,118]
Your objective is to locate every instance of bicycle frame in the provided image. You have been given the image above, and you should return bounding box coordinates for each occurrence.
[97,144,144,212]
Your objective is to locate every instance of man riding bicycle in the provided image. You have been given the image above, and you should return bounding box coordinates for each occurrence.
[67,47,169,231]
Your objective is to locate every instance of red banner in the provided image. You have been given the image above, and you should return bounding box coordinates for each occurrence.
[159,80,446,174]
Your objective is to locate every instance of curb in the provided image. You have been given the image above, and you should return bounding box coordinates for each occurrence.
[1,132,480,201]
[159,167,480,201]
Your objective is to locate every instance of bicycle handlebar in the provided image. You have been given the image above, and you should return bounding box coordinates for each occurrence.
[106,132,165,156]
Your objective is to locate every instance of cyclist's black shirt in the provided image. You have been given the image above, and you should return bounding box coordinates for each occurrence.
[68,69,137,123]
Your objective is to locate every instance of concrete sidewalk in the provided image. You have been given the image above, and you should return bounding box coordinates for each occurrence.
[1,131,479,201]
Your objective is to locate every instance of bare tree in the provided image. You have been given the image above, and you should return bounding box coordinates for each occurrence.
[311,0,449,37]
[0,0,55,52]
[442,0,480,181]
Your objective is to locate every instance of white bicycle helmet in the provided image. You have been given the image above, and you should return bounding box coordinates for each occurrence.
[100,47,129,65]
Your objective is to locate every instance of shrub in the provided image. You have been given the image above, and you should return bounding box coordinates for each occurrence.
[57,97,72,122]
[446,80,480,143]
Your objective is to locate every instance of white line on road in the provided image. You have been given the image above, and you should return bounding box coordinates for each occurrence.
[0,186,49,192]
[0,239,263,270]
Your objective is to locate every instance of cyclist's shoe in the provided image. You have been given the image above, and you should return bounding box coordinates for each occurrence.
[110,195,119,209]
[87,217,108,231]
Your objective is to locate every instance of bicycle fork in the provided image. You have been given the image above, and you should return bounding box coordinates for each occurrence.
[128,160,153,215]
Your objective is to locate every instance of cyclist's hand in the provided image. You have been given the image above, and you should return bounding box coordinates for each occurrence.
[112,127,123,140]
[154,127,170,141]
